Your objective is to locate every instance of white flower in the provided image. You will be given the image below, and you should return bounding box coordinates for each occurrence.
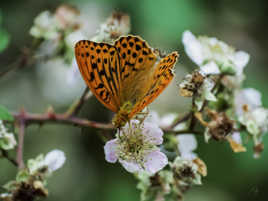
[27,149,66,174]
[92,12,130,43]
[64,30,86,50]
[0,120,17,150]
[182,30,250,76]
[30,11,60,40]
[44,149,66,172]
[234,88,268,145]
[239,107,268,145]
[182,30,204,65]
[104,119,168,174]
[54,4,80,29]
[37,58,85,105]
[176,134,197,160]
[234,88,262,116]
[200,61,220,75]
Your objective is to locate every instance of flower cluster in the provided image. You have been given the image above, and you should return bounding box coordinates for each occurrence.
[91,12,130,43]
[136,137,206,201]
[180,30,268,157]
[0,120,16,150]
[0,150,66,201]
[182,30,249,77]
[30,4,83,63]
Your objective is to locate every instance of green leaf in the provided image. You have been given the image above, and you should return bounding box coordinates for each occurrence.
[0,29,10,52]
[0,105,14,121]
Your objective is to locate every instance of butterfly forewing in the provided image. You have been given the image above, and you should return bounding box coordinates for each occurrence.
[75,40,121,112]
[129,52,179,118]
[114,36,157,104]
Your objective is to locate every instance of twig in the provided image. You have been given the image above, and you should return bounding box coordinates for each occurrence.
[66,87,91,117]
[163,128,203,135]
[12,111,114,130]
[168,112,191,129]
[189,96,197,130]
[16,110,26,169]
[1,149,18,166]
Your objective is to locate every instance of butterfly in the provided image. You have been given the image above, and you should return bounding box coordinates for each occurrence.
[75,35,178,128]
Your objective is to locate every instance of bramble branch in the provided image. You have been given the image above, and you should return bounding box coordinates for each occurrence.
[0,149,18,166]
[12,111,114,130]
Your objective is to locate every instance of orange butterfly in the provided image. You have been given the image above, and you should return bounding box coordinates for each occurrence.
[75,35,178,127]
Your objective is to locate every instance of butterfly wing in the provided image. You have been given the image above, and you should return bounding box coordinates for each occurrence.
[129,52,179,118]
[75,40,121,112]
[114,35,158,105]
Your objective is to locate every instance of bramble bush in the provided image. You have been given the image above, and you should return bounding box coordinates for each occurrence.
[0,4,267,201]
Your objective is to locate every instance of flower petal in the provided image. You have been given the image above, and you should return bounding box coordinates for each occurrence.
[231,132,242,144]
[177,134,197,155]
[104,139,118,163]
[119,159,143,173]
[142,122,164,145]
[44,149,66,172]
[159,113,178,128]
[200,61,220,75]
[234,88,262,116]
[233,51,250,75]
[144,150,168,175]
[182,30,205,65]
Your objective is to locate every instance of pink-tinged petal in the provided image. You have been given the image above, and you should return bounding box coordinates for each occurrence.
[143,122,163,145]
[104,139,118,163]
[231,132,242,144]
[119,159,143,173]
[177,134,197,154]
[144,150,168,175]
[181,152,197,160]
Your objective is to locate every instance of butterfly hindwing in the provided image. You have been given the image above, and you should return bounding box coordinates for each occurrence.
[75,40,121,112]
[129,52,179,118]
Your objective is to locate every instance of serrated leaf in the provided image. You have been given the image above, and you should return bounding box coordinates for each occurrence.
[0,105,14,121]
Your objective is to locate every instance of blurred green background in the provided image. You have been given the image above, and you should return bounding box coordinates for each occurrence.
[1,0,268,201]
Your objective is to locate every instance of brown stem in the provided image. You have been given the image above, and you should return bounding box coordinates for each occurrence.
[12,111,114,130]
[168,112,191,129]
[1,149,18,166]
[189,95,197,130]
[163,128,202,135]
[66,87,91,117]
[16,110,26,169]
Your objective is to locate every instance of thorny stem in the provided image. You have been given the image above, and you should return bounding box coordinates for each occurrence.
[0,149,18,166]
[12,111,114,130]
[66,87,91,117]
[168,112,191,129]
[16,110,26,169]
[163,128,202,135]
